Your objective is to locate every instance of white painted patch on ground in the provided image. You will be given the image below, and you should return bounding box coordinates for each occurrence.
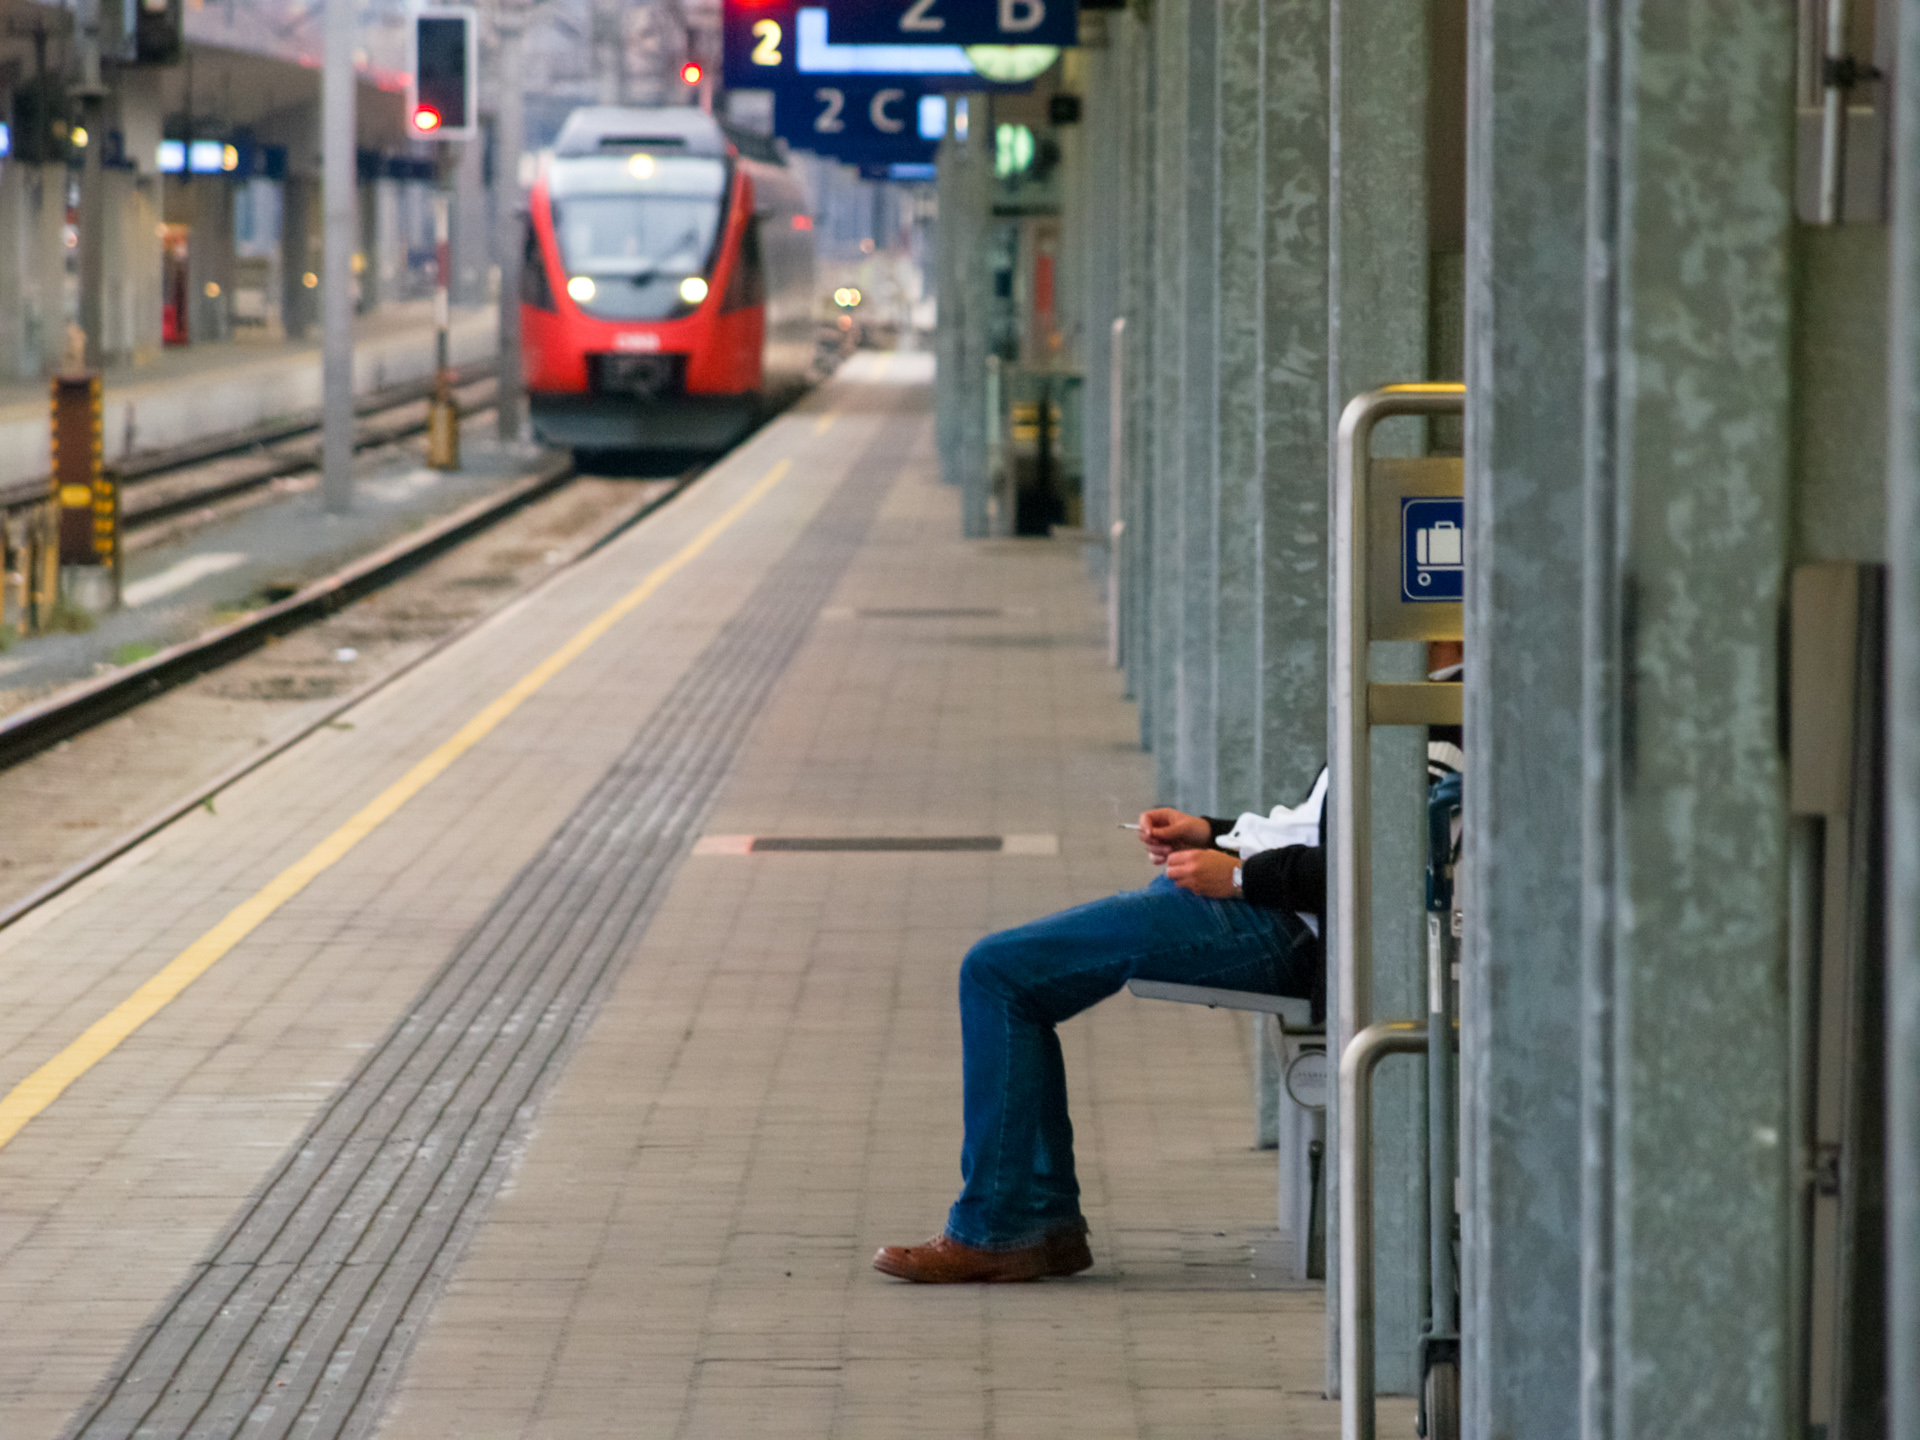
[123,552,249,607]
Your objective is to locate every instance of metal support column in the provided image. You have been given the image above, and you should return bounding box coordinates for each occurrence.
[1254,0,1332,809]
[1579,3,1796,1434]
[1327,0,1434,1394]
[493,5,527,444]
[1117,14,1156,724]
[75,0,105,373]
[1147,0,1188,798]
[322,0,358,515]
[1458,0,1587,1433]
[1885,1,1920,1432]
[1174,0,1221,813]
[1213,0,1261,813]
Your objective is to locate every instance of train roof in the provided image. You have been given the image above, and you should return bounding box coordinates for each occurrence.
[553,107,741,161]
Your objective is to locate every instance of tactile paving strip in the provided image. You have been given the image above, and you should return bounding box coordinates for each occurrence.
[62,404,915,1440]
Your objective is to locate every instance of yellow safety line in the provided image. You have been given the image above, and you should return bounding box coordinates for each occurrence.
[0,457,795,1152]
[813,411,837,435]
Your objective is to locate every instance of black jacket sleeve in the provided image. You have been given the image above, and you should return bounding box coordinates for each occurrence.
[1238,844,1325,915]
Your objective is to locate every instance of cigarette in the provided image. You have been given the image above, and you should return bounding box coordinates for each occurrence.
[1117,822,1140,831]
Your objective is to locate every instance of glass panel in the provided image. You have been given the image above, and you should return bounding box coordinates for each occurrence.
[550,194,722,320]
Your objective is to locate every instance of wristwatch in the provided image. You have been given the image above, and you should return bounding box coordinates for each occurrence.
[1232,865,1243,899]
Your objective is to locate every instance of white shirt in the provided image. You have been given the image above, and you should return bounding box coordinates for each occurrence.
[1215,769,1329,936]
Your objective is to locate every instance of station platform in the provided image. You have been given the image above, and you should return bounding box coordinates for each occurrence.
[0,354,1354,1439]
[0,301,497,492]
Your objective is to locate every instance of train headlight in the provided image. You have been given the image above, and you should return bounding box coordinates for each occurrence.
[566,275,596,303]
[678,276,709,305]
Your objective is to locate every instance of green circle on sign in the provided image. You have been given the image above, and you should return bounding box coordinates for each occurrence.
[994,123,1035,178]
[965,44,1060,83]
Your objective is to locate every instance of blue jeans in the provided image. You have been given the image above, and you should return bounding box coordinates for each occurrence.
[945,874,1313,1250]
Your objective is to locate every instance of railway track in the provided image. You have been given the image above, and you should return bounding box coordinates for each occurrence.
[0,360,500,530]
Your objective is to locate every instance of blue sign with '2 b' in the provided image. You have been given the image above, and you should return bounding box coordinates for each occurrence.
[1402,498,1464,602]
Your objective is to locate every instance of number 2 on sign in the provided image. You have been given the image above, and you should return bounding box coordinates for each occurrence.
[751,18,782,65]
[814,88,846,133]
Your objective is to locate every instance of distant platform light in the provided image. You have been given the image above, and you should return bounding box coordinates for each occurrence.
[567,275,596,303]
[188,139,224,173]
[833,287,862,308]
[680,61,703,85]
[204,281,221,299]
[158,139,185,173]
[71,125,89,149]
[0,121,11,157]
[222,143,240,171]
[791,214,814,231]
[679,275,709,305]
[302,271,319,288]
[627,152,656,180]
[994,123,1035,178]
[917,95,946,142]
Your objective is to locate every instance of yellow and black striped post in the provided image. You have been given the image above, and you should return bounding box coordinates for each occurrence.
[49,372,118,610]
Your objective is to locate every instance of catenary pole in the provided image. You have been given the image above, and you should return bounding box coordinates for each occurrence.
[76,0,105,373]
[494,0,527,443]
[322,0,357,513]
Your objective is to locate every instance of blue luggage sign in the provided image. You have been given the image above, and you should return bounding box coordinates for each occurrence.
[1401,498,1464,602]
[826,0,1078,47]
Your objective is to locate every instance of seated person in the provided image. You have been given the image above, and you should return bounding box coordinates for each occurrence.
[874,771,1327,1284]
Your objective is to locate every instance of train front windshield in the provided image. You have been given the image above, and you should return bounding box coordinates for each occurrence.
[547,154,726,321]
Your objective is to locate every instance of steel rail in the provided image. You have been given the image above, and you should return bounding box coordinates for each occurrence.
[0,360,500,518]
[0,451,574,774]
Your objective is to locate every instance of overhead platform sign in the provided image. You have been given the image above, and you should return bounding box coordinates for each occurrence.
[773,79,942,168]
[723,2,1057,89]
[826,0,1077,46]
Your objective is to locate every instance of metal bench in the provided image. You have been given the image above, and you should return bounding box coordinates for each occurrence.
[1126,979,1326,1280]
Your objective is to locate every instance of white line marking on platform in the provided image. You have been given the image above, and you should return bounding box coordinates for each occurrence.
[1001,834,1059,855]
[691,835,756,855]
[123,552,248,607]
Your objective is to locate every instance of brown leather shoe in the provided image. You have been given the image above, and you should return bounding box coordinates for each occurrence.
[1043,1225,1093,1278]
[873,1227,1092,1283]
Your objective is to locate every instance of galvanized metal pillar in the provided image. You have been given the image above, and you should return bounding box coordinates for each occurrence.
[1885,2,1920,1433]
[1172,0,1221,814]
[1117,14,1156,726]
[1255,0,1332,810]
[1148,0,1188,799]
[1327,0,1432,1396]
[1579,4,1796,1435]
[1458,0,1587,1432]
[1075,20,1120,579]
[1212,0,1261,815]
[937,103,993,538]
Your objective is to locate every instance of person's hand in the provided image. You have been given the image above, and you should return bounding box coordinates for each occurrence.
[1138,807,1212,864]
[1166,847,1241,899]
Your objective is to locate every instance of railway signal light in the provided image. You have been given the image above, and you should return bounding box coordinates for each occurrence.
[410,7,478,139]
[681,61,704,86]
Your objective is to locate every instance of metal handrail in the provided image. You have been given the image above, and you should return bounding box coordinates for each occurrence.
[1331,382,1464,1054]
[1339,1018,1429,1440]
[1330,382,1463,1440]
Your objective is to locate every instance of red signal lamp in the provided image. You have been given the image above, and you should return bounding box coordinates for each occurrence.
[412,105,443,133]
[680,61,703,85]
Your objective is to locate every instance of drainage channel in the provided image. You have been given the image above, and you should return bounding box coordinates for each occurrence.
[62,400,913,1440]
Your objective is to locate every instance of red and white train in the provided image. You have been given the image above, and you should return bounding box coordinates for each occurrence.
[521,107,816,453]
